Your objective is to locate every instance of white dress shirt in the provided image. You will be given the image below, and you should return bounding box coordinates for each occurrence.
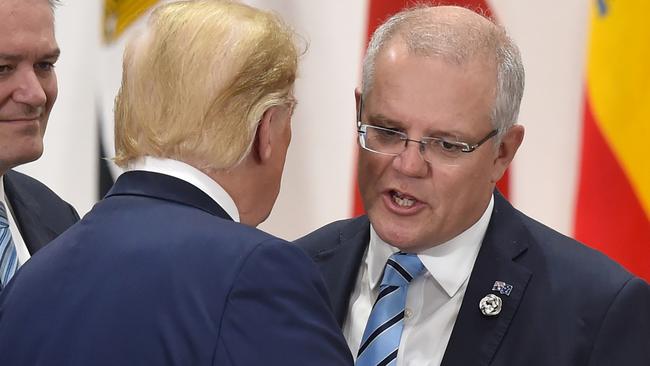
[343,195,494,366]
[0,176,31,266]
[126,156,240,223]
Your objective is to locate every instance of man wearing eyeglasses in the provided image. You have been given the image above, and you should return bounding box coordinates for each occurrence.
[296,5,649,366]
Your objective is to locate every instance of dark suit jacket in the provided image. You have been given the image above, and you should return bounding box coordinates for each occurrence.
[3,170,79,254]
[296,192,650,366]
[0,171,353,366]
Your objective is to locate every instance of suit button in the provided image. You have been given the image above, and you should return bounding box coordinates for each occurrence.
[404,308,413,319]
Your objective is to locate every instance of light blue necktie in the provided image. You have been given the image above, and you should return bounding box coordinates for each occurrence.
[0,202,19,290]
[356,252,426,366]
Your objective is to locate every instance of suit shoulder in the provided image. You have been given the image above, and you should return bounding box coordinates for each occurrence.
[6,170,59,199]
[516,209,635,286]
[216,235,353,365]
[241,237,316,275]
[5,170,76,214]
[157,207,285,255]
[294,216,368,257]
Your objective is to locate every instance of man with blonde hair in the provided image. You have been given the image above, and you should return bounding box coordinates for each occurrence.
[0,1,352,365]
[297,5,649,366]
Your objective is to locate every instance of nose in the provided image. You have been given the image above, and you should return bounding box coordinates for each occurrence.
[12,68,47,108]
[392,140,428,177]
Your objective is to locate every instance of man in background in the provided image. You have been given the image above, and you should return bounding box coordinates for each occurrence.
[0,0,79,291]
[0,1,352,365]
[297,5,649,366]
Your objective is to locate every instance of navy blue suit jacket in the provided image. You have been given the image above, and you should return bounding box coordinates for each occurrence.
[0,171,353,366]
[296,192,650,365]
[4,170,79,254]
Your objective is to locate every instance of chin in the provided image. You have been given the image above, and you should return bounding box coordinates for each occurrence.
[12,149,44,168]
[373,220,418,249]
[371,211,448,252]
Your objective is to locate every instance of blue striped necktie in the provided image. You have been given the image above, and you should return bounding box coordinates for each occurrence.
[356,252,426,366]
[0,202,19,290]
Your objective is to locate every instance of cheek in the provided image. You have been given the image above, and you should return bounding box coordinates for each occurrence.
[44,75,58,111]
[283,120,291,143]
[357,153,389,202]
[0,83,14,107]
[472,153,499,184]
[281,126,291,163]
[446,158,495,206]
[432,163,482,200]
[357,153,377,184]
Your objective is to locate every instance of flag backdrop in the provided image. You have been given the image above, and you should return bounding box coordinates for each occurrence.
[575,1,650,280]
[26,0,646,269]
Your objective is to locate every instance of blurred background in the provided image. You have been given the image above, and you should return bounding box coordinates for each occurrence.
[17,0,648,279]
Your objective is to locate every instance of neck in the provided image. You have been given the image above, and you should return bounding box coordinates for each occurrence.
[205,159,267,227]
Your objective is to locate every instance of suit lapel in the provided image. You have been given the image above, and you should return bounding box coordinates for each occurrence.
[311,216,370,327]
[4,172,61,254]
[106,171,233,221]
[441,193,532,366]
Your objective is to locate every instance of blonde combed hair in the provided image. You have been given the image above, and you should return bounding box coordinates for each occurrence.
[114,0,299,170]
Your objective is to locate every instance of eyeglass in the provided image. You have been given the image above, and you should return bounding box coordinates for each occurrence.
[356,96,498,163]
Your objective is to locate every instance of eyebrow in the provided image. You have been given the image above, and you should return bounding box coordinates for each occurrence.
[366,112,472,140]
[0,48,61,61]
[44,49,61,60]
[366,113,404,128]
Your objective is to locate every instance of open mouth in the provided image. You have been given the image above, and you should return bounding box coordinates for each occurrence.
[390,190,417,208]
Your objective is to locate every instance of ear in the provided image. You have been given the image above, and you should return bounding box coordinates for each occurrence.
[253,107,276,164]
[491,124,525,182]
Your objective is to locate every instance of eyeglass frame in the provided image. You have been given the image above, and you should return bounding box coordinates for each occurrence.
[356,94,499,158]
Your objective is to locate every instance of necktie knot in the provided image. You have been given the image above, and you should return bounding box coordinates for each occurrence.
[380,252,425,288]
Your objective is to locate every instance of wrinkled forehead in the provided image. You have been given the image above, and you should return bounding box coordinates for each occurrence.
[365,48,497,134]
[370,41,497,99]
[0,1,57,65]
[0,0,55,31]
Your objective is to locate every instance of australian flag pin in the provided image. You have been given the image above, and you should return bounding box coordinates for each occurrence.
[492,281,513,296]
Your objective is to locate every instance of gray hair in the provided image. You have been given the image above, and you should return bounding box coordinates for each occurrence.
[361,5,524,136]
[49,0,60,10]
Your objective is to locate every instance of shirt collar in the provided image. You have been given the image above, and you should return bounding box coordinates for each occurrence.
[126,156,240,222]
[0,176,8,212]
[0,176,5,204]
[0,175,12,214]
[367,195,494,297]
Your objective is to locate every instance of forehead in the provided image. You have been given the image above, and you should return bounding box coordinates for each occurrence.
[0,0,56,54]
[365,43,496,134]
